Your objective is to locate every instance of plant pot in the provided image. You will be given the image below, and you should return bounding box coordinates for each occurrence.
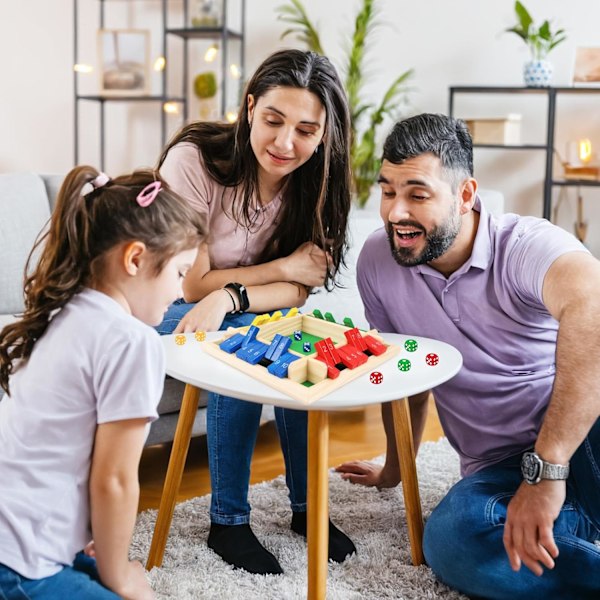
[198,96,217,121]
[523,59,553,87]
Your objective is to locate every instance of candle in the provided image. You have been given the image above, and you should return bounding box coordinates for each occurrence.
[579,138,592,164]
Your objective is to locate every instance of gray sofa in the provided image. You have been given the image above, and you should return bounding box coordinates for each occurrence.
[0,172,213,446]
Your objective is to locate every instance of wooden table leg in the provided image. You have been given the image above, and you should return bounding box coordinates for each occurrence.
[146,383,200,570]
[307,410,329,600]
[391,397,425,566]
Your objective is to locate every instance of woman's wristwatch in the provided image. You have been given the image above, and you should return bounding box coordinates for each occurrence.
[223,282,249,314]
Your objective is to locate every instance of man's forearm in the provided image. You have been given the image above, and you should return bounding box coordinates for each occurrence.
[535,306,600,465]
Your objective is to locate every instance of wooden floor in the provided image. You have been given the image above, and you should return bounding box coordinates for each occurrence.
[138,398,444,512]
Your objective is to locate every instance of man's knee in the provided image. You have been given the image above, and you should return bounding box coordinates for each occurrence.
[423,479,497,583]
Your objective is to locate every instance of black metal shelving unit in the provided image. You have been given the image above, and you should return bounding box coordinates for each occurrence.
[449,86,600,221]
[74,0,246,170]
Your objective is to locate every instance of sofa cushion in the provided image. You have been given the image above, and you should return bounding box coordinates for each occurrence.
[0,173,52,315]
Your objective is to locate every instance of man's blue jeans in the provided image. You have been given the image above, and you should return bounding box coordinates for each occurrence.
[423,419,600,599]
[156,300,308,525]
[0,553,119,599]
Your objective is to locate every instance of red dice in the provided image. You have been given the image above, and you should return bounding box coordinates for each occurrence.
[425,353,439,366]
[369,371,383,384]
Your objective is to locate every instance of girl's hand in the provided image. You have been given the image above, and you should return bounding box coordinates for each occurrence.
[83,541,95,557]
[114,560,155,600]
[282,242,332,287]
[173,289,230,333]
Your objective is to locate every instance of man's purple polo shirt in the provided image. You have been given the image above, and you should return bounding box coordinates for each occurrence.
[357,198,587,476]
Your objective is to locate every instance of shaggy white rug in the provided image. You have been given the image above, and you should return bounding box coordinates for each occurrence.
[132,438,468,599]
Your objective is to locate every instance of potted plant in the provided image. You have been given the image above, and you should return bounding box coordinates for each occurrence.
[276,0,413,208]
[505,1,566,87]
[194,71,218,120]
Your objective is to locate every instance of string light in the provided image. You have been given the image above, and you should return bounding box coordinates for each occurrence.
[163,102,180,115]
[205,44,218,62]
[229,63,241,79]
[153,56,166,71]
[73,64,93,73]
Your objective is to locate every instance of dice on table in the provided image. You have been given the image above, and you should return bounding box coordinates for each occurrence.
[293,330,302,341]
[425,353,439,366]
[397,358,411,372]
[302,342,312,352]
[404,339,418,352]
[175,334,186,346]
[369,371,383,384]
[194,330,206,342]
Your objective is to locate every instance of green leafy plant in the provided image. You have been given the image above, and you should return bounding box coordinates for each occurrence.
[194,71,217,99]
[276,0,413,207]
[506,1,566,60]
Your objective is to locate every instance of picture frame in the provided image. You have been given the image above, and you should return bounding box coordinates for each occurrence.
[572,47,600,86]
[97,29,151,96]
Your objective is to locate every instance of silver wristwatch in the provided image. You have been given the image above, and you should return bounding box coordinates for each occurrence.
[521,451,570,485]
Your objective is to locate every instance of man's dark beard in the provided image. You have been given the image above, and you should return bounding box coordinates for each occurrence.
[386,217,460,267]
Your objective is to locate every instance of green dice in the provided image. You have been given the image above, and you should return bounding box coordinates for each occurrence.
[397,358,411,372]
[404,339,418,352]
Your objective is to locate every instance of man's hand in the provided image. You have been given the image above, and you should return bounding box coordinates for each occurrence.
[335,460,400,489]
[503,480,566,576]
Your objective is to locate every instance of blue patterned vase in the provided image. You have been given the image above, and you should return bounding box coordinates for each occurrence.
[523,59,553,87]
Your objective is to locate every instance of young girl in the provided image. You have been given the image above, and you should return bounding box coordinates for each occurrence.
[156,49,355,575]
[0,167,204,599]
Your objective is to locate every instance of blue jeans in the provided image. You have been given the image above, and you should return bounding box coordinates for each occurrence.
[423,419,600,599]
[0,553,120,599]
[156,301,308,525]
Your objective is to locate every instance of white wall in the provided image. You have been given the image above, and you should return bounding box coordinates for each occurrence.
[2,0,600,252]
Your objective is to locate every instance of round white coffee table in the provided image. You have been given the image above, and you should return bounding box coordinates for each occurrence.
[147,331,462,599]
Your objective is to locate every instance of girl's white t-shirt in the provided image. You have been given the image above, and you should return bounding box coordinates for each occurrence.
[0,288,163,579]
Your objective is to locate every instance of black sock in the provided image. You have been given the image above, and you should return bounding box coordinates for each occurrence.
[291,511,357,563]
[208,523,283,575]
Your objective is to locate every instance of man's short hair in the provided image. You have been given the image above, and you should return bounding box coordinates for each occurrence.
[382,114,473,190]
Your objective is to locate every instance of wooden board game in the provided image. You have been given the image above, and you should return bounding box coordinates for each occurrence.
[202,312,400,404]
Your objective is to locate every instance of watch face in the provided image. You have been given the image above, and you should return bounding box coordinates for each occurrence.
[521,452,542,484]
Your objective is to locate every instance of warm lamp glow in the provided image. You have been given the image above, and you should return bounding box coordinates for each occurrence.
[74,63,93,73]
[225,110,237,123]
[579,138,592,164]
[205,44,218,62]
[154,56,166,71]
[163,102,180,115]
[229,63,241,79]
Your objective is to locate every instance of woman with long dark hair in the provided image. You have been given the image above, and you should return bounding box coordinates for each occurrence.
[156,49,355,574]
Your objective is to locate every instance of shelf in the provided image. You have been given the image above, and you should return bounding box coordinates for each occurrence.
[473,143,547,150]
[449,85,600,221]
[166,27,243,40]
[450,86,552,94]
[77,95,186,103]
[74,0,246,170]
[451,85,600,94]
[552,179,600,187]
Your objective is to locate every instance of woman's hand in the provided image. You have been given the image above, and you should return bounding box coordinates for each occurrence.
[281,242,332,288]
[174,289,231,333]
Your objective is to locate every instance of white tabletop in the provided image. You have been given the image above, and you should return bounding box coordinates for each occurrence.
[162,331,462,411]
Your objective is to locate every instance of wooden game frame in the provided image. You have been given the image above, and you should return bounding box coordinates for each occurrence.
[202,313,400,404]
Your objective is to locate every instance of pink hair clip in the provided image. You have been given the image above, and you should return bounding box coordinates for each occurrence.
[91,172,110,189]
[137,181,162,207]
